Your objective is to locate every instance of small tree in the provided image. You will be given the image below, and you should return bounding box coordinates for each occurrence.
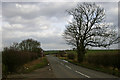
[63,3,120,63]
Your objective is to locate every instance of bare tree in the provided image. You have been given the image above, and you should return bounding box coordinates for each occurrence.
[63,3,120,63]
[19,38,41,52]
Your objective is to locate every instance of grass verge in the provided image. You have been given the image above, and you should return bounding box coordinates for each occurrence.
[18,57,48,73]
[58,57,120,77]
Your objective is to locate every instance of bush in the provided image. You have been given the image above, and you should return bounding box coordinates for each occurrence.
[2,48,39,73]
[2,64,8,78]
[2,38,43,78]
[85,52,120,70]
[58,51,66,57]
[67,53,75,60]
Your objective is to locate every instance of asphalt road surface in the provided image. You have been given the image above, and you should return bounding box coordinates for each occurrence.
[46,55,118,78]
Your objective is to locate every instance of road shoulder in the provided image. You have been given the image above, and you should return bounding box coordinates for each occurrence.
[7,65,55,78]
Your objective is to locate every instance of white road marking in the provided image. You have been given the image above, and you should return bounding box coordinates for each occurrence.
[58,59,90,78]
[62,60,68,63]
[60,62,64,65]
[49,69,51,71]
[75,71,90,78]
[65,65,72,70]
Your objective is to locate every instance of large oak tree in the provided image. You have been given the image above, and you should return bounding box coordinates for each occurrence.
[63,3,120,63]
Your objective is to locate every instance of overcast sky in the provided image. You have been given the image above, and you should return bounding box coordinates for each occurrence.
[1,1,119,50]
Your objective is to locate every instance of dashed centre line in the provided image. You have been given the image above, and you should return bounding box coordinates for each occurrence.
[59,60,90,78]
[65,65,72,70]
[75,71,90,78]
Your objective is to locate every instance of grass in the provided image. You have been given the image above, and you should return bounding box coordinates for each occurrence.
[18,57,48,73]
[44,50,59,55]
[86,49,119,54]
[44,49,120,56]
[58,56,120,77]
[73,61,120,77]
[65,49,120,54]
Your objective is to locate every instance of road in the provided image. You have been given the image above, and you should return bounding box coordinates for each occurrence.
[46,55,118,78]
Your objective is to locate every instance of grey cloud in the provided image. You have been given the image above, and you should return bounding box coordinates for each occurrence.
[2,34,69,50]
[97,2,118,26]
[2,2,77,19]
[2,2,119,50]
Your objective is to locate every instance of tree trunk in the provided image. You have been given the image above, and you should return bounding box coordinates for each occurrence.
[77,46,85,63]
[77,53,83,63]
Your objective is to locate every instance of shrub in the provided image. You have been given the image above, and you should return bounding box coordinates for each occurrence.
[58,51,66,57]
[67,53,75,60]
[2,64,8,78]
[2,38,43,77]
[2,48,40,73]
[2,49,22,72]
[85,52,120,70]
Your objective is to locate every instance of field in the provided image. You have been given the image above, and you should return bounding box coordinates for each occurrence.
[44,49,120,55]
[44,50,60,55]
[87,49,119,54]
